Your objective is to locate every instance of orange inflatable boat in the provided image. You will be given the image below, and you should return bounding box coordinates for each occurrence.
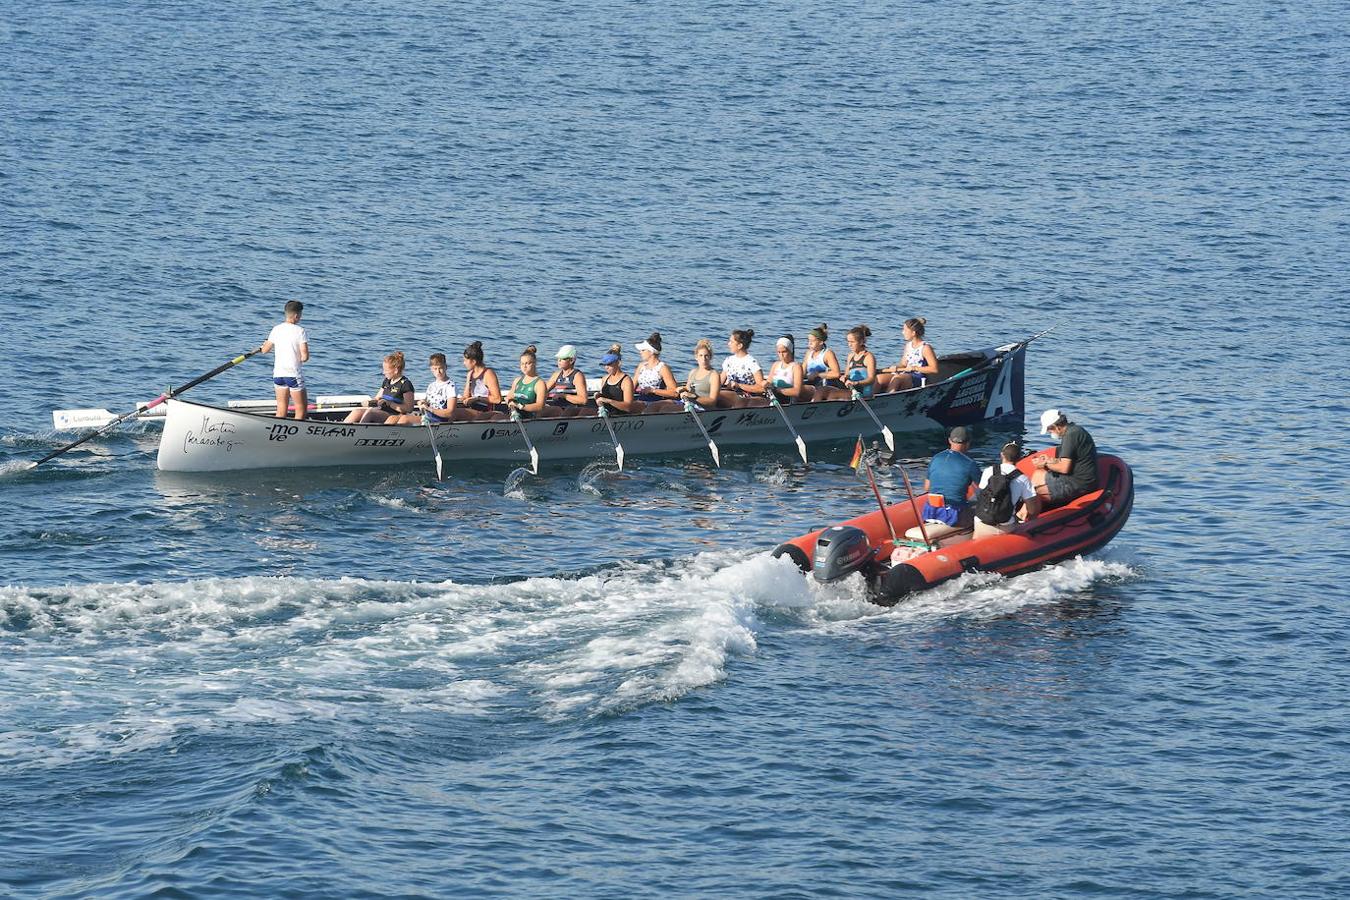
[772,449,1133,605]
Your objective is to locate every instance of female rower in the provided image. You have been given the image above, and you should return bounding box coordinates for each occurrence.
[843,324,879,398]
[460,340,503,420]
[593,344,642,415]
[633,332,682,412]
[803,323,842,402]
[542,344,588,417]
[504,345,547,419]
[677,339,721,409]
[768,335,806,403]
[345,351,415,424]
[388,352,458,425]
[882,317,939,391]
[716,328,767,408]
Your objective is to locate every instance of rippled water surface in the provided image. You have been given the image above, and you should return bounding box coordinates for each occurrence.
[3,0,1348,896]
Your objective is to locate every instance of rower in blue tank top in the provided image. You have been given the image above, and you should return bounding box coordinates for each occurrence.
[842,324,878,399]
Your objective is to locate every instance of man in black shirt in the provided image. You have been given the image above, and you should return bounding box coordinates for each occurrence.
[1031,408,1099,508]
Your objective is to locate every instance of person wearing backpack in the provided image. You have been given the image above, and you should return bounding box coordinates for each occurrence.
[973,442,1040,538]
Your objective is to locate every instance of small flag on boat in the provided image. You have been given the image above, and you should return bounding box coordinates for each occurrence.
[849,436,864,470]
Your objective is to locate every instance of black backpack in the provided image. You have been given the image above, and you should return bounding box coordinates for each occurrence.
[975,465,1017,526]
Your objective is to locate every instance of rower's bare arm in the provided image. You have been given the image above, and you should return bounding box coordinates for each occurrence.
[260,340,274,354]
[299,342,310,363]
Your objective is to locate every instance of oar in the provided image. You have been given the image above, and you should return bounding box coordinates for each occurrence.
[423,416,444,481]
[766,392,808,464]
[683,401,721,468]
[596,405,625,471]
[29,347,263,470]
[850,389,895,452]
[510,410,540,475]
[895,458,934,550]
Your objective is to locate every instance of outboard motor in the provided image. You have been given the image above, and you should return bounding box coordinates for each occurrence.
[811,525,874,583]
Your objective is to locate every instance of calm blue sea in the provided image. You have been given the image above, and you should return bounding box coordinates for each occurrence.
[3,0,1348,896]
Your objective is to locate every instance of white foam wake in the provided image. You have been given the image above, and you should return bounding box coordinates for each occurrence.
[0,551,1135,766]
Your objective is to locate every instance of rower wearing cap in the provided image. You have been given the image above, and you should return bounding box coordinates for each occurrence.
[632,332,682,412]
[768,335,806,403]
[594,344,642,415]
[1031,408,1099,508]
[921,426,983,530]
[542,344,588,417]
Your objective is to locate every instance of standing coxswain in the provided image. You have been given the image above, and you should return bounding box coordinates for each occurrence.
[259,300,310,420]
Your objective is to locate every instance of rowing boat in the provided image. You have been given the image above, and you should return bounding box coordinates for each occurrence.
[151,338,1029,472]
[135,336,1030,472]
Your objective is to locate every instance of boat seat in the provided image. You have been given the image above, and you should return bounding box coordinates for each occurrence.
[904,522,974,548]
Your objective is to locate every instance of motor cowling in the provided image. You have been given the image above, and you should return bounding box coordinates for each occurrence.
[812,525,874,583]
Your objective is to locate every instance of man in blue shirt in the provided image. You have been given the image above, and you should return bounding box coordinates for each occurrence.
[922,426,983,529]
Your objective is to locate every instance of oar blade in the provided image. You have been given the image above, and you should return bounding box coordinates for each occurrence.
[883,426,896,452]
[530,446,540,476]
[709,441,720,468]
[795,435,808,465]
[615,443,625,471]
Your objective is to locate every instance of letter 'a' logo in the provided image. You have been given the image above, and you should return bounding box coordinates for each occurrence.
[986,358,1015,417]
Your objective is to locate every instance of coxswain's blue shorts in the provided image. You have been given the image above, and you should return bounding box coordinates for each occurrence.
[274,375,305,390]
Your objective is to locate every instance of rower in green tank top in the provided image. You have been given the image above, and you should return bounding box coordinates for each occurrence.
[505,345,548,419]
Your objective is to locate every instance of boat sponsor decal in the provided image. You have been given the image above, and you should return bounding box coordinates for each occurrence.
[552,422,569,436]
[732,410,780,427]
[479,427,517,441]
[308,424,357,439]
[183,415,241,454]
[837,401,856,417]
[947,371,993,411]
[706,415,727,435]
[354,437,406,447]
[799,406,819,420]
[268,423,299,442]
[591,418,647,433]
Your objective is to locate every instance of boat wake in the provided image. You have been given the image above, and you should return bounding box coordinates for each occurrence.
[0,551,1137,768]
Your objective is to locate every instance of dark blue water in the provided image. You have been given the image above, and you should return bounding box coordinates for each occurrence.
[3,0,1348,896]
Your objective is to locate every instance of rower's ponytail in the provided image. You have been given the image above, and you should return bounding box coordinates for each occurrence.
[522,344,538,360]
[810,323,828,342]
[463,341,484,364]
[904,317,927,339]
[731,328,754,349]
[609,343,623,358]
[385,350,406,373]
[848,324,871,345]
[647,332,663,353]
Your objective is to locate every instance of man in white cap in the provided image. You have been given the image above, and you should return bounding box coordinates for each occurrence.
[1031,409,1098,508]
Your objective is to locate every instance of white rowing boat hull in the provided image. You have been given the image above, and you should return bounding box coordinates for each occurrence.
[156,342,1027,472]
